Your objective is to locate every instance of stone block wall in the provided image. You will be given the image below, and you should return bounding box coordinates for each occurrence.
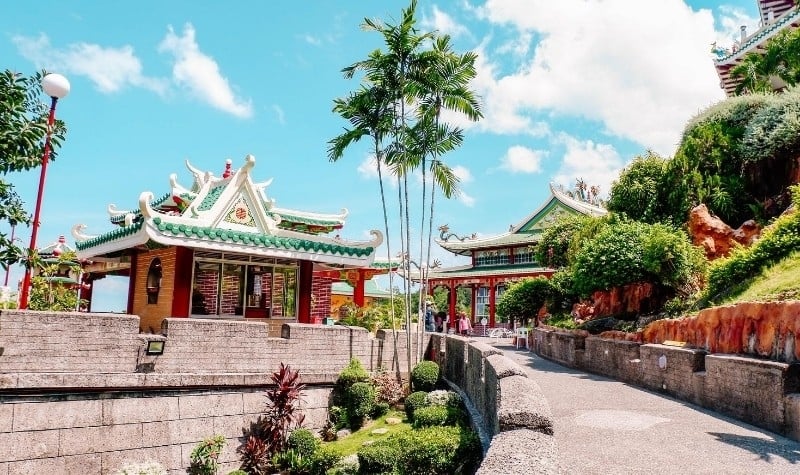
[531,327,800,440]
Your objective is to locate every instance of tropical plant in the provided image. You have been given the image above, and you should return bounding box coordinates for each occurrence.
[372,367,405,406]
[238,363,306,474]
[0,69,67,269]
[189,435,226,475]
[330,0,481,374]
[607,151,675,225]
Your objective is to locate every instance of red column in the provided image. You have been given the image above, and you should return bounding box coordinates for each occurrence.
[353,270,366,307]
[298,261,313,323]
[126,251,138,315]
[448,281,456,327]
[488,279,496,328]
[470,285,476,323]
[171,247,193,317]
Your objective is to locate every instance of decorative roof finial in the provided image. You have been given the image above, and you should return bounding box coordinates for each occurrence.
[58,235,66,243]
[222,159,233,178]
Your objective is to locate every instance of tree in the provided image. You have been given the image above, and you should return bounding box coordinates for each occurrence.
[331,1,481,369]
[0,70,67,270]
[28,251,85,311]
[607,151,676,225]
[495,277,552,328]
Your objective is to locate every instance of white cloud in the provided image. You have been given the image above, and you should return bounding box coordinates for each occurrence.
[12,33,167,94]
[451,165,473,183]
[715,6,759,48]
[423,5,470,38]
[471,0,728,155]
[357,155,379,179]
[158,23,253,118]
[500,145,544,173]
[458,190,476,207]
[272,105,286,124]
[552,134,624,196]
[301,34,322,46]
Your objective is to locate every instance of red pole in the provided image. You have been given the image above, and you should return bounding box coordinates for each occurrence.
[18,96,59,309]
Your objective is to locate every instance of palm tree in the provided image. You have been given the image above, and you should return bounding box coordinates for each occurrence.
[328,85,404,379]
[730,30,795,95]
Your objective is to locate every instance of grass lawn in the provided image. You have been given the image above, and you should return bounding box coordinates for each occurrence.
[723,251,800,304]
[323,410,413,456]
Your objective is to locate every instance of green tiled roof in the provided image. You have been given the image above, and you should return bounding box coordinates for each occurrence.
[110,193,171,224]
[275,212,343,228]
[715,9,800,63]
[152,217,372,257]
[76,221,144,251]
[197,185,226,211]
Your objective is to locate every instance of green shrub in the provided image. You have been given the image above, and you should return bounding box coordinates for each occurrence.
[226,471,247,475]
[334,358,371,407]
[347,382,376,429]
[412,405,449,428]
[357,441,400,474]
[370,401,390,419]
[287,428,319,459]
[411,361,439,392]
[703,187,800,303]
[308,445,342,475]
[188,435,225,475]
[404,391,429,422]
[543,312,578,329]
[534,215,589,267]
[356,426,481,474]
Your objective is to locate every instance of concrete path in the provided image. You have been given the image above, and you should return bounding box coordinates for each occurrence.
[493,342,800,474]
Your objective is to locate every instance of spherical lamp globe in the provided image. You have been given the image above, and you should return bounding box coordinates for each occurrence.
[42,73,70,99]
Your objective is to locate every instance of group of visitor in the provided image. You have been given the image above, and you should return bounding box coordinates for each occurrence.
[424,302,472,335]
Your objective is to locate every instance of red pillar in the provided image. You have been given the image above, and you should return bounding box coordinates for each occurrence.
[126,252,138,315]
[353,270,366,307]
[298,261,313,323]
[171,247,193,317]
[488,279,496,328]
[448,281,456,327]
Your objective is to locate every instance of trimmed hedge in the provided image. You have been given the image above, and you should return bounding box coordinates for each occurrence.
[411,361,439,392]
[347,382,376,429]
[287,428,319,459]
[412,405,449,428]
[404,391,429,422]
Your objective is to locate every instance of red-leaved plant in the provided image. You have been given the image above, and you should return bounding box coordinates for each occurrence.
[239,363,306,474]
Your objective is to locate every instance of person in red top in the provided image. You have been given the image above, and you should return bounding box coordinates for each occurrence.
[457,312,471,336]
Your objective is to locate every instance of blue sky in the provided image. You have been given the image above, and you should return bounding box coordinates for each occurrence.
[2,0,761,311]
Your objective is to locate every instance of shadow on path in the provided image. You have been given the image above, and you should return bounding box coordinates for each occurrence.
[708,432,800,464]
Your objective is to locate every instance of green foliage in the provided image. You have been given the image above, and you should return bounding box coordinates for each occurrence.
[308,445,342,475]
[412,405,449,428]
[703,187,800,305]
[371,401,390,419]
[189,435,225,475]
[410,361,439,392]
[347,382,376,429]
[547,269,577,314]
[404,391,429,422]
[571,219,705,299]
[271,449,311,474]
[0,70,68,270]
[534,215,588,267]
[607,151,677,225]
[333,358,371,408]
[339,298,406,333]
[543,312,578,330]
[357,426,481,475]
[28,251,87,311]
[287,428,319,459]
[495,276,552,327]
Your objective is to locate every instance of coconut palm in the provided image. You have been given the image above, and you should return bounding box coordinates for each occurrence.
[730,30,794,95]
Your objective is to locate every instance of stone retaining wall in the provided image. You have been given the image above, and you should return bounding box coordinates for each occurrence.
[428,334,558,474]
[0,310,423,474]
[532,327,800,440]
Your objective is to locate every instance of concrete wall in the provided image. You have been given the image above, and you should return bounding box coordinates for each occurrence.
[0,310,424,474]
[532,327,800,440]
[428,334,559,474]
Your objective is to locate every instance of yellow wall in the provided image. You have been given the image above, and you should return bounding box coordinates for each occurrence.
[330,294,379,318]
[132,247,177,333]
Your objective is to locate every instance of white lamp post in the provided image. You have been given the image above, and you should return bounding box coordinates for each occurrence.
[18,73,70,309]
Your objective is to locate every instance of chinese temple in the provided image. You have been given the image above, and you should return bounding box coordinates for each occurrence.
[713,0,800,95]
[73,155,382,333]
[424,183,606,327]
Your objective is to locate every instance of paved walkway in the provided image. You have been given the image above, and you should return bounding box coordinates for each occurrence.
[492,342,800,474]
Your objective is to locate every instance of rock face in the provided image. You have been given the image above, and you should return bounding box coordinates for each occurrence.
[687,204,761,259]
[571,282,659,321]
[642,301,800,362]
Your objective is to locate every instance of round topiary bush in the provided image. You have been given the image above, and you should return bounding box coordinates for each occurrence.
[287,428,319,459]
[404,391,429,422]
[333,358,371,407]
[347,381,376,429]
[388,426,482,474]
[411,360,439,392]
[370,401,390,419]
[308,445,341,475]
[412,405,449,428]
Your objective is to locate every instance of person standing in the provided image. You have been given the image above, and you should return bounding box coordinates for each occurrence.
[424,302,436,332]
[457,312,471,336]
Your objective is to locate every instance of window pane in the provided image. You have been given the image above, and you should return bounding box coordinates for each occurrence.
[193,261,220,315]
[221,263,245,316]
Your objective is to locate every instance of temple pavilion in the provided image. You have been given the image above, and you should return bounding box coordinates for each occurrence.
[73,155,383,333]
[713,0,800,95]
[423,183,606,327]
